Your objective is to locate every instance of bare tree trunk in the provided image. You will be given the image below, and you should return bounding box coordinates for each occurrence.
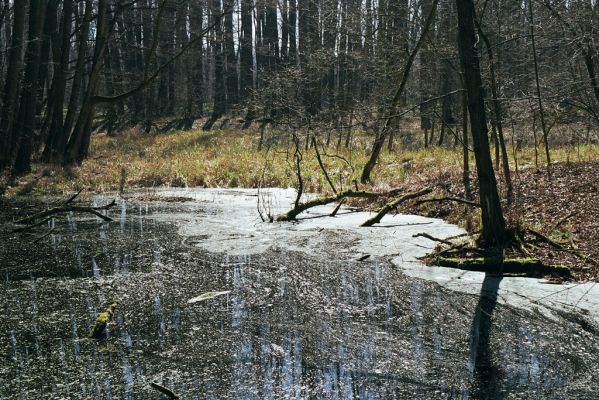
[0,0,27,169]
[12,0,46,175]
[64,0,111,164]
[42,0,74,163]
[456,0,507,247]
[475,20,512,203]
[61,0,92,159]
[528,0,551,176]
[462,87,471,201]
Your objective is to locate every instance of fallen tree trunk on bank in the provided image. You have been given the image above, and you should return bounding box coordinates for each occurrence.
[276,188,404,221]
[436,256,571,277]
[361,188,433,227]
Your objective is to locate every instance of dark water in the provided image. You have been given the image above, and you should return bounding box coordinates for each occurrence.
[1,198,598,399]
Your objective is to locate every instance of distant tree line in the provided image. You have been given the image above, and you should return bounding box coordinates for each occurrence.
[0,0,598,175]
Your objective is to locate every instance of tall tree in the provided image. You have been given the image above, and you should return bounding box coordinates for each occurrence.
[42,0,74,162]
[203,0,226,130]
[0,0,27,169]
[12,0,46,174]
[456,0,507,246]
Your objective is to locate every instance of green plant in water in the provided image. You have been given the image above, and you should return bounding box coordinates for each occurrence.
[89,302,118,339]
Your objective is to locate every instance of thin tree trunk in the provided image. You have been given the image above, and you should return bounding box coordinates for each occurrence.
[528,0,551,176]
[62,0,92,157]
[475,19,512,203]
[360,0,439,183]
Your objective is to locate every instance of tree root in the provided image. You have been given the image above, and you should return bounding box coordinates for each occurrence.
[412,232,453,246]
[436,256,571,277]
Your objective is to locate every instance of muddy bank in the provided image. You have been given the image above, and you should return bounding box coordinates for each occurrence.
[1,188,598,399]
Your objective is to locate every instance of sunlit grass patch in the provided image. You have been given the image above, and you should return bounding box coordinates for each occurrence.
[3,127,598,197]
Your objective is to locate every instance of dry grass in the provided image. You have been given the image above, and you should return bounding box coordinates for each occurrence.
[2,127,598,197]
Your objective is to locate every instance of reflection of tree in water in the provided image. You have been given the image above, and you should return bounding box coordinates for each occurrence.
[468,275,503,399]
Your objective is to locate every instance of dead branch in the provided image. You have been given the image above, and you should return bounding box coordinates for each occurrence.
[551,211,578,231]
[311,137,337,194]
[63,189,84,205]
[16,200,116,225]
[330,200,344,217]
[361,188,432,227]
[412,232,453,246]
[276,188,405,221]
[149,382,179,399]
[414,196,480,208]
[526,228,598,266]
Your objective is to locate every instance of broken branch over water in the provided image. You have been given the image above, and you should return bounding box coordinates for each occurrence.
[275,188,404,221]
[361,188,433,227]
[15,198,116,225]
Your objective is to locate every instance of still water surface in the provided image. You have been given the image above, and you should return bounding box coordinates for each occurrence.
[1,190,597,399]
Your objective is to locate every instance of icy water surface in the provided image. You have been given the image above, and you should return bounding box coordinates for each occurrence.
[1,189,598,399]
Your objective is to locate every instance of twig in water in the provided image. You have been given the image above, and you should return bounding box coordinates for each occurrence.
[32,228,57,243]
[150,382,179,399]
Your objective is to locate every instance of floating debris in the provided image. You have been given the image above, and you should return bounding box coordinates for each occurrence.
[89,302,118,339]
[187,290,231,304]
[150,382,179,399]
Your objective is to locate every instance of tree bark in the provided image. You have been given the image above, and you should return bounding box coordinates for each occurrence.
[12,0,46,175]
[0,0,27,169]
[455,0,507,247]
[42,0,74,163]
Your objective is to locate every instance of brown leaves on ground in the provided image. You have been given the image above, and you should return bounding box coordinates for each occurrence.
[354,161,598,281]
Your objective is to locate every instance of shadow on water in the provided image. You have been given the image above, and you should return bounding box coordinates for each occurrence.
[467,274,503,399]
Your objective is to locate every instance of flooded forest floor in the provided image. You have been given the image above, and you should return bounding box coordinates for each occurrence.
[1,188,599,398]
